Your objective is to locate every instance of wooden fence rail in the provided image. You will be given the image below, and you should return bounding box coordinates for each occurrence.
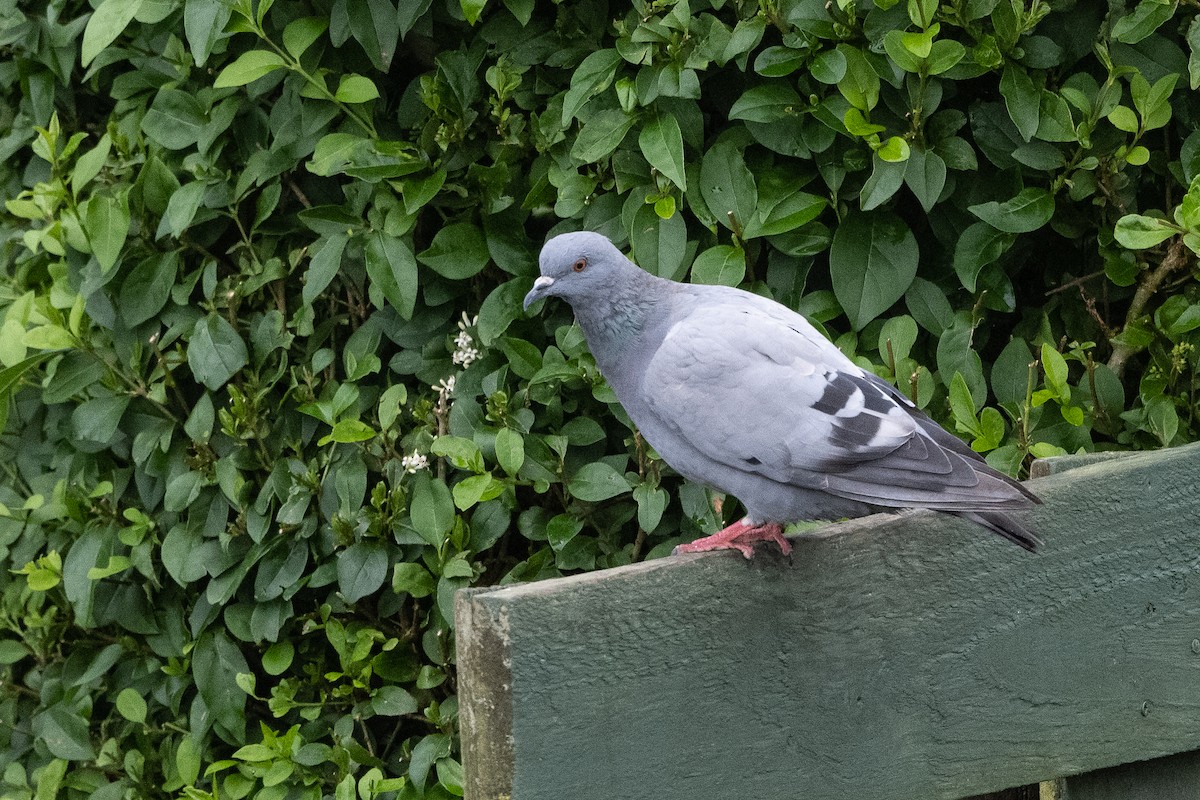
[456,443,1200,800]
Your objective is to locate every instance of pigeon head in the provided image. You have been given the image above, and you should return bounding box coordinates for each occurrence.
[522,231,637,311]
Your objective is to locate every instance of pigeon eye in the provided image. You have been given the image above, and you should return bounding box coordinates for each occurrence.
[572,257,588,272]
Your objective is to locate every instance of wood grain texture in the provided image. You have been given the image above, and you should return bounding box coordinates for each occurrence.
[1063,749,1200,799]
[457,443,1200,800]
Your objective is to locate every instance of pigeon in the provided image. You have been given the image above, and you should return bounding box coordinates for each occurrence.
[523,231,1041,558]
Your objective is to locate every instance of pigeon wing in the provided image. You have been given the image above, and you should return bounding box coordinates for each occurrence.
[641,298,1031,512]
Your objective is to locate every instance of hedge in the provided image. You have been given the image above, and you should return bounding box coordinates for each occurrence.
[2,0,1199,798]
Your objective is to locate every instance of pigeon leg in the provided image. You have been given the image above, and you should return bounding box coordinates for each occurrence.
[674,519,791,559]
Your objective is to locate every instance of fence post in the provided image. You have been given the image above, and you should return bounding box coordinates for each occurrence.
[458,442,1200,800]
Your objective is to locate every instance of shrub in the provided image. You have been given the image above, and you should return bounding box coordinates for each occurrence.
[2,0,1199,797]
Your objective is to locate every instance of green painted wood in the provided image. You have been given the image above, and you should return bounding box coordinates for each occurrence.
[1064,749,1200,799]
[1030,451,1134,478]
[457,442,1200,800]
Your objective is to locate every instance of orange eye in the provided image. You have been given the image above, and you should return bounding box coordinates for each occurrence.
[572,257,587,272]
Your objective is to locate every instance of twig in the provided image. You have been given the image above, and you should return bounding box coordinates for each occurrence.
[1078,285,1111,337]
[1044,269,1106,295]
[1108,237,1190,378]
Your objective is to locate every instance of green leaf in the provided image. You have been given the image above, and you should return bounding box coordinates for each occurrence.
[937,321,986,408]
[954,222,1014,292]
[883,30,923,73]
[334,74,380,103]
[321,419,376,445]
[903,148,946,212]
[829,212,919,330]
[638,112,687,190]
[84,193,131,272]
[409,734,451,793]
[392,562,436,598]
[631,203,687,280]
[1040,342,1070,401]
[1112,0,1176,44]
[546,514,583,550]
[810,49,847,83]
[461,0,488,24]
[860,154,907,211]
[1000,65,1040,141]
[87,555,131,580]
[968,188,1054,233]
[302,234,348,305]
[567,462,631,502]
[158,181,206,239]
[926,39,966,75]
[633,483,667,532]
[494,428,524,476]
[1114,214,1176,249]
[571,109,635,163]
[213,50,288,88]
[948,371,980,435]
[347,0,403,71]
[1146,396,1178,445]
[82,0,144,66]
[690,245,745,286]
[365,233,418,319]
[0,640,28,665]
[417,223,490,280]
[24,325,75,350]
[184,0,231,66]
[877,315,919,364]
[991,338,1033,407]
[698,140,757,234]
[409,473,455,545]
[262,641,294,675]
[141,90,208,150]
[1133,72,1178,131]
[73,394,130,443]
[728,84,804,123]
[33,705,95,761]
[163,471,204,513]
[836,45,880,111]
[188,315,249,391]
[1107,105,1140,133]
[116,688,147,723]
[337,541,388,603]
[562,49,622,125]
[1189,15,1200,90]
[746,178,826,237]
[373,685,419,716]
[283,16,328,58]
[453,474,503,510]
[192,631,250,741]
[753,46,806,77]
[121,252,179,327]
[72,134,111,197]
[1035,91,1076,142]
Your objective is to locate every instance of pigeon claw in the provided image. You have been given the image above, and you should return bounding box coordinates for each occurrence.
[673,519,791,559]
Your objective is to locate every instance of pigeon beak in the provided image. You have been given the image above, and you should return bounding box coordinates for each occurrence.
[523,275,556,311]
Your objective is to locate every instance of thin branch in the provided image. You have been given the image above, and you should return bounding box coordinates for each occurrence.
[1108,237,1191,378]
[1044,269,1107,296]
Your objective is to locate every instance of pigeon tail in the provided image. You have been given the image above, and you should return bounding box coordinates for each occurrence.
[956,510,1042,552]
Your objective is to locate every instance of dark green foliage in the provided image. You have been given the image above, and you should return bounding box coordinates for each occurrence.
[1,0,1199,797]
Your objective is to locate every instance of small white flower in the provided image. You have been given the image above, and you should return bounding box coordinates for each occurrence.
[401,452,429,473]
[432,375,456,400]
[452,344,480,367]
[452,317,482,367]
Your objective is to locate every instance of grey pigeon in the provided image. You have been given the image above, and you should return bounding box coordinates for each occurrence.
[524,231,1041,557]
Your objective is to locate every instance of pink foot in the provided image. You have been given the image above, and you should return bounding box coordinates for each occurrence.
[673,519,791,559]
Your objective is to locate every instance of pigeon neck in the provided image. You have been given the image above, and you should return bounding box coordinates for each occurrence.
[573,272,667,364]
